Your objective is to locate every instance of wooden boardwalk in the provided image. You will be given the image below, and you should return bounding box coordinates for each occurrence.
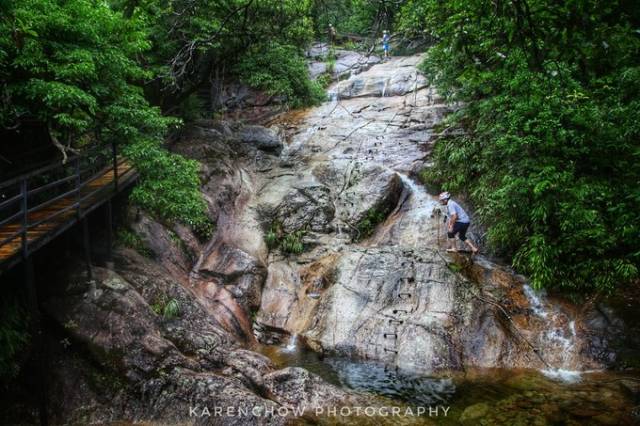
[0,154,136,272]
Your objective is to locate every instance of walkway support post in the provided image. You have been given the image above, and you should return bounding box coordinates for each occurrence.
[20,178,27,255]
[82,217,92,280]
[105,200,113,268]
[111,141,118,192]
[24,256,49,426]
[21,179,48,426]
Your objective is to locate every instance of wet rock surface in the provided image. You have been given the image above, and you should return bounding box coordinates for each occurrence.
[252,54,617,375]
[307,43,382,81]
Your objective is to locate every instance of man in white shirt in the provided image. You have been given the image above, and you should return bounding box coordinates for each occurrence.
[439,192,479,254]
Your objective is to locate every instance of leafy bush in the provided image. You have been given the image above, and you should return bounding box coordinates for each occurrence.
[163,298,181,320]
[326,56,337,75]
[124,140,209,230]
[264,221,305,255]
[311,0,395,36]
[265,223,280,249]
[235,43,326,108]
[405,0,640,293]
[0,0,207,230]
[317,73,333,89]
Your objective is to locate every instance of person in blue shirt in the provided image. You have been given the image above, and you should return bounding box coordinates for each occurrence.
[382,30,390,59]
[439,192,479,254]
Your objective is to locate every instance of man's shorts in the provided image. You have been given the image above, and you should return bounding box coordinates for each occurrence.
[383,43,389,51]
[448,221,470,241]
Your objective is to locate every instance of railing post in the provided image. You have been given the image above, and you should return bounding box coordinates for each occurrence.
[75,156,81,218]
[111,141,118,192]
[24,256,49,426]
[105,200,113,268]
[82,217,92,280]
[20,178,28,257]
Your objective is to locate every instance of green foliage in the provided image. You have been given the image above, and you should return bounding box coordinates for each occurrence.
[127,0,315,111]
[264,221,305,254]
[124,140,209,229]
[0,0,168,140]
[405,0,640,292]
[311,0,399,36]
[116,228,151,257]
[317,73,333,89]
[281,230,306,254]
[356,208,387,240]
[265,222,281,249]
[447,262,463,273]
[236,43,326,108]
[150,293,180,319]
[0,299,30,382]
[163,298,181,320]
[326,56,336,75]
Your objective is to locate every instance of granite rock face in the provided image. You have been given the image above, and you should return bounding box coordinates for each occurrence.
[252,54,614,375]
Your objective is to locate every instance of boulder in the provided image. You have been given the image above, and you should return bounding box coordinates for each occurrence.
[333,164,403,232]
[263,367,370,409]
[43,266,200,384]
[239,125,284,154]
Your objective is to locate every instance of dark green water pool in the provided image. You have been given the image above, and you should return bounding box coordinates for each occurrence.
[259,341,640,425]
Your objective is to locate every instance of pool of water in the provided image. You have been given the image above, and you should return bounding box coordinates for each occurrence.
[258,340,640,425]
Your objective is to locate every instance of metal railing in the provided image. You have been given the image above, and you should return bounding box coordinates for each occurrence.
[0,141,124,259]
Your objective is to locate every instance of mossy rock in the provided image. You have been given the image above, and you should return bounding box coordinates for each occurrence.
[459,402,490,423]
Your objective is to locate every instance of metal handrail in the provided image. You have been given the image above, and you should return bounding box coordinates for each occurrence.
[28,174,77,197]
[0,143,104,190]
[27,187,80,215]
[0,193,23,211]
[27,201,79,230]
[0,210,23,228]
[0,140,122,260]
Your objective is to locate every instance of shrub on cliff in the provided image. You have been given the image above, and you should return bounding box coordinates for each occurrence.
[236,43,326,108]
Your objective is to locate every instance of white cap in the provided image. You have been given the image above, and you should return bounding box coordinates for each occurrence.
[438,192,451,201]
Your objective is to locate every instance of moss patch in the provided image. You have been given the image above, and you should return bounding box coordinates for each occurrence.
[355,208,387,241]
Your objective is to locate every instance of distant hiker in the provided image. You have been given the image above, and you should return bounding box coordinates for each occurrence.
[328,24,337,46]
[438,192,479,254]
[382,30,390,59]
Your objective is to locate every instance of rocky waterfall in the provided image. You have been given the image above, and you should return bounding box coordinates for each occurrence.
[19,53,635,425]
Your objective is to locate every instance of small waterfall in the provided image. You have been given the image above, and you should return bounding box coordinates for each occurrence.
[396,173,439,217]
[521,284,582,382]
[283,333,299,352]
[381,78,390,97]
[522,284,548,318]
